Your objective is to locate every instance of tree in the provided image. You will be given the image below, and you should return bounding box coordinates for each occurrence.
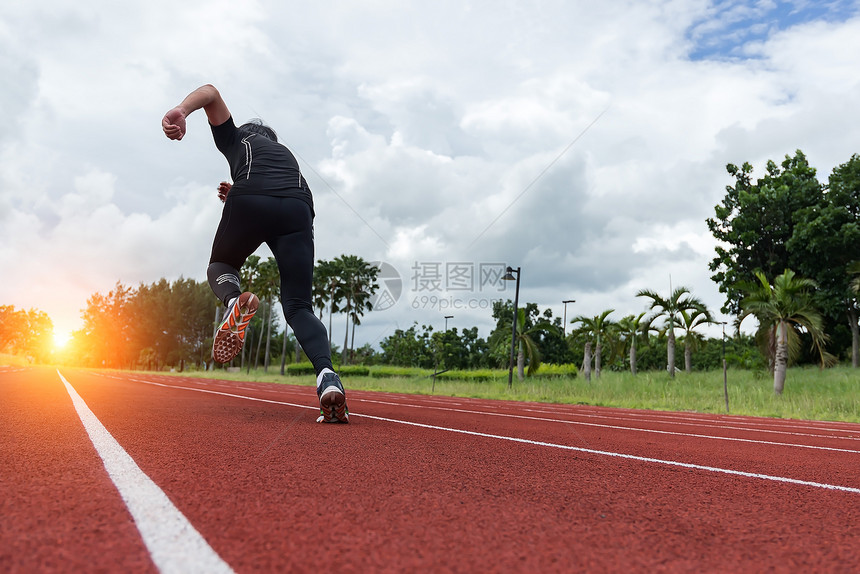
[789,154,860,367]
[312,259,339,346]
[850,262,860,293]
[615,313,647,375]
[847,260,860,366]
[489,301,535,367]
[256,257,281,372]
[637,286,708,378]
[707,150,823,316]
[490,308,557,381]
[168,278,218,367]
[380,323,434,368]
[280,328,296,375]
[127,279,172,367]
[458,326,491,369]
[737,269,832,394]
[329,255,379,364]
[0,306,17,354]
[678,306,714,373]
[570,310,614,380]
[238,255,262,369]
[0,305,53,363]
[536,310,577,365]
[124,278,216,369]
[76,282,135,368]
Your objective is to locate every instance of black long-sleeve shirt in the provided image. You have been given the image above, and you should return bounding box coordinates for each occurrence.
[210,116,314,215]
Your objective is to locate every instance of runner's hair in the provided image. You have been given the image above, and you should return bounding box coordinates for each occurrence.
[239,118,278,142]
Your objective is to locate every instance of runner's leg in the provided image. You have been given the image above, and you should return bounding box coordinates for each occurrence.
[207,196,265,362]
[266,199,334,376]
[207,197,264,305]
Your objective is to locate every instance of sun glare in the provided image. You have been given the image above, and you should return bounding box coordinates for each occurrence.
[53,331,71,350]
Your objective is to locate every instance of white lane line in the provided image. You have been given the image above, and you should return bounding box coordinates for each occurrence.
[109,372,860,445]
[567,407,860,435]
[123,375,860,494]
[576,409,860,438]
[128,377,314,410]
[387,396,860,439]
[358,412,860,494]
[399,397,860,437]
[340,390,860,439]
[58,371,234,574]
[355,398,860,454]
[398,398,860,443]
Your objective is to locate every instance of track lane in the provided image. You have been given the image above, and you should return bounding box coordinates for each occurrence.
[58,371,233,573]
[116,372,860,490]
[0,367,156,573]
[56,370,860,572]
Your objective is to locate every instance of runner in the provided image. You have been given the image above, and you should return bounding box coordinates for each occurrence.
[162,84,348,423]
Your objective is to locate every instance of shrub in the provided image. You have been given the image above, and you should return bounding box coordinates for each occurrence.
[285,363,371,377]
[533,363,579,378]
[436,369,503,382]
[286,363,315,376]
[340,365,370,377]
[368,366,430,378]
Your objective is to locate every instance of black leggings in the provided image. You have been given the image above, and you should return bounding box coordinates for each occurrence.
[207,195,332,375]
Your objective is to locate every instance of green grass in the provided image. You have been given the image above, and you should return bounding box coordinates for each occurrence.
[170,364,860,424]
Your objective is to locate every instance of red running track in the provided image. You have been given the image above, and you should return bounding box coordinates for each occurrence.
[2,366,859,572]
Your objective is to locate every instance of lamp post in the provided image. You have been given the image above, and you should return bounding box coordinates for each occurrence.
[502,266,521,389]
[442,314,454,381]
[562,299,576,337]
[432,315,454,392]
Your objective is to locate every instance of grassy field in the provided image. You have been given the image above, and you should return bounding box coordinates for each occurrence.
[5,353,856,423]
[173,365,860,424]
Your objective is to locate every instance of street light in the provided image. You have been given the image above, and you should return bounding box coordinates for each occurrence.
[432,315,455,392]
[562,299,576,336]
[444,314,454,374]
[502,266,521,389]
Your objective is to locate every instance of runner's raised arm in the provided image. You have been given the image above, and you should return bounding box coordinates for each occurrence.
[161,84,231,140]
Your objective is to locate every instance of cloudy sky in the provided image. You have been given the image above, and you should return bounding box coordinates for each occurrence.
[2,0,860,350]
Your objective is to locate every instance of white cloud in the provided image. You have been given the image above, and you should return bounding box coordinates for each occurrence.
[2,0,859,347]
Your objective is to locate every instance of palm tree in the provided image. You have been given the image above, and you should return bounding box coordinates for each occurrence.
[256,257,281,372]
[571,310,614,380]
[637,286,707,378]
[849,261,860,294]
[280,325,291,375]
[491,308,557,381]
[330,255,380,364]
[312,259,339,346]
[348,273,377,361]
[615,313,647,375]
[678,306,714,373]
[738,269,832,395]
[239,255,262,295]
[238,256,261,369]
[848,261,860,367]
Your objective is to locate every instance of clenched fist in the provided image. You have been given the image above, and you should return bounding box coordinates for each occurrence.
[162,107,187,140]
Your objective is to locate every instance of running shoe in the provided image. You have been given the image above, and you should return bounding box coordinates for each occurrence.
[316,372,349,423]
[212,292,259,363]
